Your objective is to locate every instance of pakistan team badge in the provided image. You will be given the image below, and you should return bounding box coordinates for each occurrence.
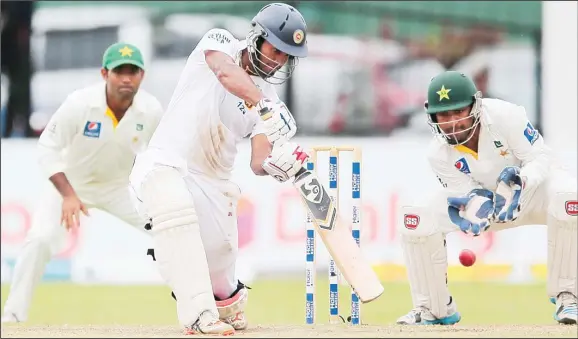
[437,85,451,101]
[136,124,143,131]
[119,46,133,57]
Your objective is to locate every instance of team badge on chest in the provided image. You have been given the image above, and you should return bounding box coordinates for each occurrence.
[455,157,471,174]
[83,121,102,138]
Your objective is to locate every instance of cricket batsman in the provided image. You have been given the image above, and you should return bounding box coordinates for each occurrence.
[396,71,577,325]
[129,3,309,335]
[1,43,164,323]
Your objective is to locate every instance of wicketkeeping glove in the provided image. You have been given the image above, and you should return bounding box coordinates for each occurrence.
[447,188,495,236]
[493,166,523,223]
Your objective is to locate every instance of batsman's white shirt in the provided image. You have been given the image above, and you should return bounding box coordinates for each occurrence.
[129,29,281,298]
[130,28,277,188]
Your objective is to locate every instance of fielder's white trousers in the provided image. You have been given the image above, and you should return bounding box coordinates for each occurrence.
[2,183,146,321]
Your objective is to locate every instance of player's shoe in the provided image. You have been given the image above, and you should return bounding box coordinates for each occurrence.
[551,292,577,325]
[221,310,248,330]
[396,297,461,325]
[185,310,235,336]
[216,281,251,330]
[1,312,20,323]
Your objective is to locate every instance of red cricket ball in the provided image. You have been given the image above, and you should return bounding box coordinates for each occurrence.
[459,249,476,267]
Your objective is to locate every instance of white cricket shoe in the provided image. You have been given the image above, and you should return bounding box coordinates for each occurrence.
[1,312,20,323]
[554,292,577,325]
[216,281,250,330]
[222,310,248,330]
[397,297,461,325]
[185,310,235,336]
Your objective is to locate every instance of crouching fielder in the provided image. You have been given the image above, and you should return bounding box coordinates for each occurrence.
[129,3,309,335]
[1,43,163,323]
[397,71,577,325]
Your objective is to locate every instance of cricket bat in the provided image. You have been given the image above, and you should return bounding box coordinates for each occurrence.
[293,167,384,303]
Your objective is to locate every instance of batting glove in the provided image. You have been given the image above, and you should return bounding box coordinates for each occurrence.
[257,98,297,145]
[262,141,309,183]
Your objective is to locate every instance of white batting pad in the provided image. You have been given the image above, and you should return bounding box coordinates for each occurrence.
[547,193,578,299]
[401,232,451,318]
[399,205,440,237]
[141,167,218,327]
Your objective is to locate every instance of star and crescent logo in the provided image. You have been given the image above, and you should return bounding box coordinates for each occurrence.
[437,85,451,101]
[119,46,133,57]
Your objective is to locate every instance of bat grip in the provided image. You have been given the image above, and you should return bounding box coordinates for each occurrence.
[293,167,307,183]
[296,167,306,176]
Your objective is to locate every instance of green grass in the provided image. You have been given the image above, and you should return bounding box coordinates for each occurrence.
[1,279,555,325]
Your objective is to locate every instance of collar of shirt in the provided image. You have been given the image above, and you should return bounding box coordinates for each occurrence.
[87,82,146,126]
[87,82,146,112]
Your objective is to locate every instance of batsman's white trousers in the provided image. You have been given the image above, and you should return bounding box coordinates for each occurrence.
[130,165,241,301]
[2,183,146,321]
[399,168,577,318]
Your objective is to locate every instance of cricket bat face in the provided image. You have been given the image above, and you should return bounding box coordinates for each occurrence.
[293,168,384,303]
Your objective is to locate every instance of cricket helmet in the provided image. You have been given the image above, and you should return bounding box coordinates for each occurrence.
[247,3,308,84]
[424,71,483,145]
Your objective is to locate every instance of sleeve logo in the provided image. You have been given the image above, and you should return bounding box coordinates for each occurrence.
[207,32,231,44]
[523,121,539,145]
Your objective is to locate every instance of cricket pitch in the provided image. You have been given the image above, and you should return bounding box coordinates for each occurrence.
[2,324,577,338]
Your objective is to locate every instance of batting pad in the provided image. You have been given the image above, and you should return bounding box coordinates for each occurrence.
[547,193,577,299]
[402,232,451,318]
[141,167,218,327]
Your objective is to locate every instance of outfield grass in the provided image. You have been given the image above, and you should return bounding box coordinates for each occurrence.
[1,278,557,326]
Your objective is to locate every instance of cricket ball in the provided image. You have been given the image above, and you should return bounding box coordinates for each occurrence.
[459,249,476,267]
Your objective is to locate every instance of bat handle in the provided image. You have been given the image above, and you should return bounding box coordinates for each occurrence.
[296,167,306,176]
[294,167,307,182]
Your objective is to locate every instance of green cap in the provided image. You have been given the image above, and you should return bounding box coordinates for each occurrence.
[102,42,145,70]
[425,71,478,114]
